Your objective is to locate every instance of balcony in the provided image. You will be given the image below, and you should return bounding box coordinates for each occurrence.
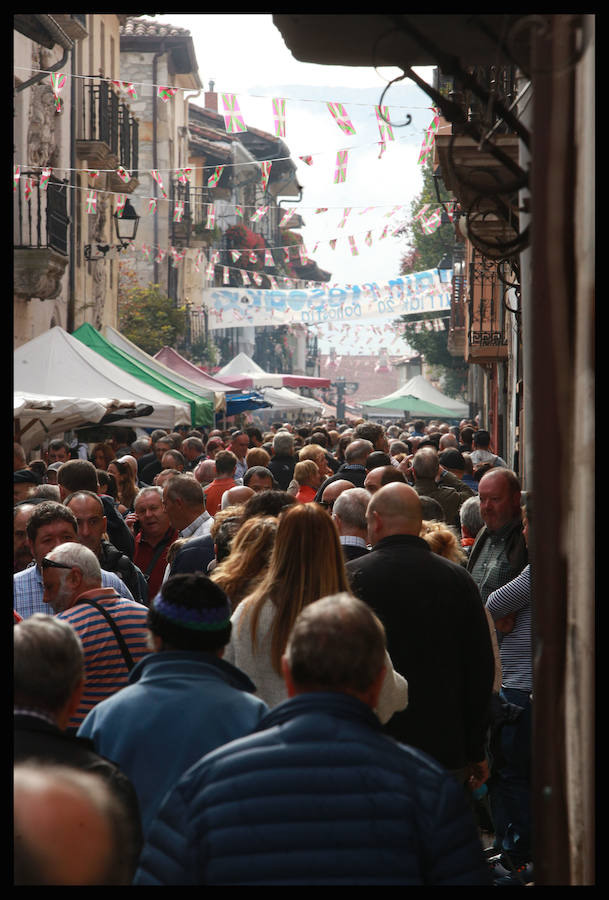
[14,173,70,301]
[434,66,526,261]
[465,249,508,363]
[76,81,139,184]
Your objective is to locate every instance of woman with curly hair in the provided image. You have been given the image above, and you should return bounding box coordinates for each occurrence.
[90,442,115,471]
[420,520,467,566]
[222,502,407,721]
[211,516,278,611]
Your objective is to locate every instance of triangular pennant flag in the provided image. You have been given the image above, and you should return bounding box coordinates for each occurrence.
[260,160,272,191]
[40,167,52,191]
[299,155,314,166]
[158,86,178,102]
[147,198,157,216]
[177,168,192,185]
[207,166,224,188]
[150,169,168,198]
[173,201,184,222]
[50,73,67,112]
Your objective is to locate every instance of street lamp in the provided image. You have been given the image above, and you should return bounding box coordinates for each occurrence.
[437,253,453,284]
[84,198,140,261]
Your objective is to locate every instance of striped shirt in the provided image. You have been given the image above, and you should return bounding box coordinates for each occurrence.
[13,563,136,620]
[57,588,150,729]
[485,564,532,692]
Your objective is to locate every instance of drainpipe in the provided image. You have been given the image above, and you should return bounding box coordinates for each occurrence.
[67,42,76,332]
[14,15,73,93]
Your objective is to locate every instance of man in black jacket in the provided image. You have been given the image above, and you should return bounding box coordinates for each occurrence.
[346,482,495,785]
[13,613,142,878]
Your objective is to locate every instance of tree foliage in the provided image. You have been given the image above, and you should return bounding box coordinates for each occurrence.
[397,160,468,400]
[118,281,187,356]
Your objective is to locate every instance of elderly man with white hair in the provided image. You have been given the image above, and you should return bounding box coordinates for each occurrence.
[41,542,149,730]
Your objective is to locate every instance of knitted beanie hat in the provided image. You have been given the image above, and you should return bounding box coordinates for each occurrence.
[148,573,232,651]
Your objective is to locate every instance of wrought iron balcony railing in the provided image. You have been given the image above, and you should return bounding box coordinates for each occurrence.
[14,172,70,254]
[77,81,138,174]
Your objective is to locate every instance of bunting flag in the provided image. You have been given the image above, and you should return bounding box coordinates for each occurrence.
[194,251,203,272]
[235,206,244,218]
[39,167,52,191]
[348,236,359,256]
[150,169,168,198]
[207,165,224,188]
[50,73,67,112]
[231,250,241,263]
[268,276,278,289]
[250,206,268,222]
[327,102,356,135]
[375,105,395,142]
[418,107,441,165]
[385,205,402,218]
[338,208,352,228]
[115,194,127,217]
[211,250,220,264]
[206,205,215,229]
[155,249,166,263]
[87,170,100,181]
[141,244,152,260]
[334,150,348,184]
[365,231,373,247]
[379,225,389,240]
[248,251,258,264]
[378,141,387,159]
[147,198,157,216]
[329,239,337,250]
[112,80,138,101]
[421,209,442,233]
[173,200,184,222]
[299,245,308,265]
[223,266,230,284]
[283,248,291,262]
[221,93,247,133]
[116,166,130,183]
[252,272,264,286]
[414,204,431,221]
[241,270,251,285]
[299,155,314,166]
[260,160,272,191]
[158,86,178,102]
[85,190,97,214]
[13,165,20,191]
[315,208,328,214]
[206,261,215,279]
[177,168,192,185]
[24,177,33,201]
[265,249,274,266]
[272,97,286,137]
[280,207,295,227]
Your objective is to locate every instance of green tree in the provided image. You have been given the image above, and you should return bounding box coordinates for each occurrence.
[118,282,187,356]
[397,160,467,400]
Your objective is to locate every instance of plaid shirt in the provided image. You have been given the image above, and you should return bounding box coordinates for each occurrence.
[468,521,524,603]
[13,563,135,620]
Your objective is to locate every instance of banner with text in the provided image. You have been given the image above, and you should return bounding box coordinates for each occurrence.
[202,268,451,329]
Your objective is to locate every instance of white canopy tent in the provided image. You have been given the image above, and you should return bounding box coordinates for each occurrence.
[260,386,324,413]
[14,392,136,453]
[217,353,285,388]
[14,327,191,439]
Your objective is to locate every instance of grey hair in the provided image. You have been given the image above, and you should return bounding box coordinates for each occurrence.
[272,431,294,456]
[459,495,484,537]
[133,485,164,508]
[332,488,370,531]
[46,542,102,583]
[412,446,439,479]
[285,593,386,694]
[14,614,84,713]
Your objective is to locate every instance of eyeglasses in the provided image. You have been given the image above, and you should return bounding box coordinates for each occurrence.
[41,558,74,571]
[317,500,335,510]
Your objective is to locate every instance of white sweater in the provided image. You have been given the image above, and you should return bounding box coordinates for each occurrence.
[223,597,408,724]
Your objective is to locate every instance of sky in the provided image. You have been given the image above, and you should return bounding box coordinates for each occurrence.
[151,14,437,355]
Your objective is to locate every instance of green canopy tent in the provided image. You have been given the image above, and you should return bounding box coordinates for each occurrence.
[361,393,461,419]
[73,323,214,428]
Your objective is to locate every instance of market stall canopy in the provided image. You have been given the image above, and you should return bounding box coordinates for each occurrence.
[217,352,331,390]
[361,394,462,419]
[13,327,190,433]
[362,374,469,420]
[153,346,242,395]
[260,386,324,412]
[102,326,228,414]
[73,323,214,428]
[14,391,153,453]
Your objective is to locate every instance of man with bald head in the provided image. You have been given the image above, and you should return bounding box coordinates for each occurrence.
[346,482,495,786]
[313,438,373,501]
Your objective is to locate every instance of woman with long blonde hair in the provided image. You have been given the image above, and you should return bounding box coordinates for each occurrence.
[222,503,408,720]
[211,516,278,611]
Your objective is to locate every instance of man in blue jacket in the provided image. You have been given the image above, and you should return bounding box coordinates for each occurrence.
[134,593,492,885]
[77,573,268,838]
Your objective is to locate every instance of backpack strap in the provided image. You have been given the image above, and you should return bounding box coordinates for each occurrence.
[76,596,135,671]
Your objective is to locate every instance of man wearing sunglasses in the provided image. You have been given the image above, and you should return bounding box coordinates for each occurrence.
[13,501,135,621]
[41,542,149,731]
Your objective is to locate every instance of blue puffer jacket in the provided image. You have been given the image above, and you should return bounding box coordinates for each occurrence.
[77,651,268,838]
[134,692,492,885]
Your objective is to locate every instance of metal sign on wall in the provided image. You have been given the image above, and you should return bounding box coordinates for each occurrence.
[202,268,451,330]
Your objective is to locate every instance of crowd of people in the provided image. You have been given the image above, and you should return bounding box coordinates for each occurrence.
[13,415,533,885]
